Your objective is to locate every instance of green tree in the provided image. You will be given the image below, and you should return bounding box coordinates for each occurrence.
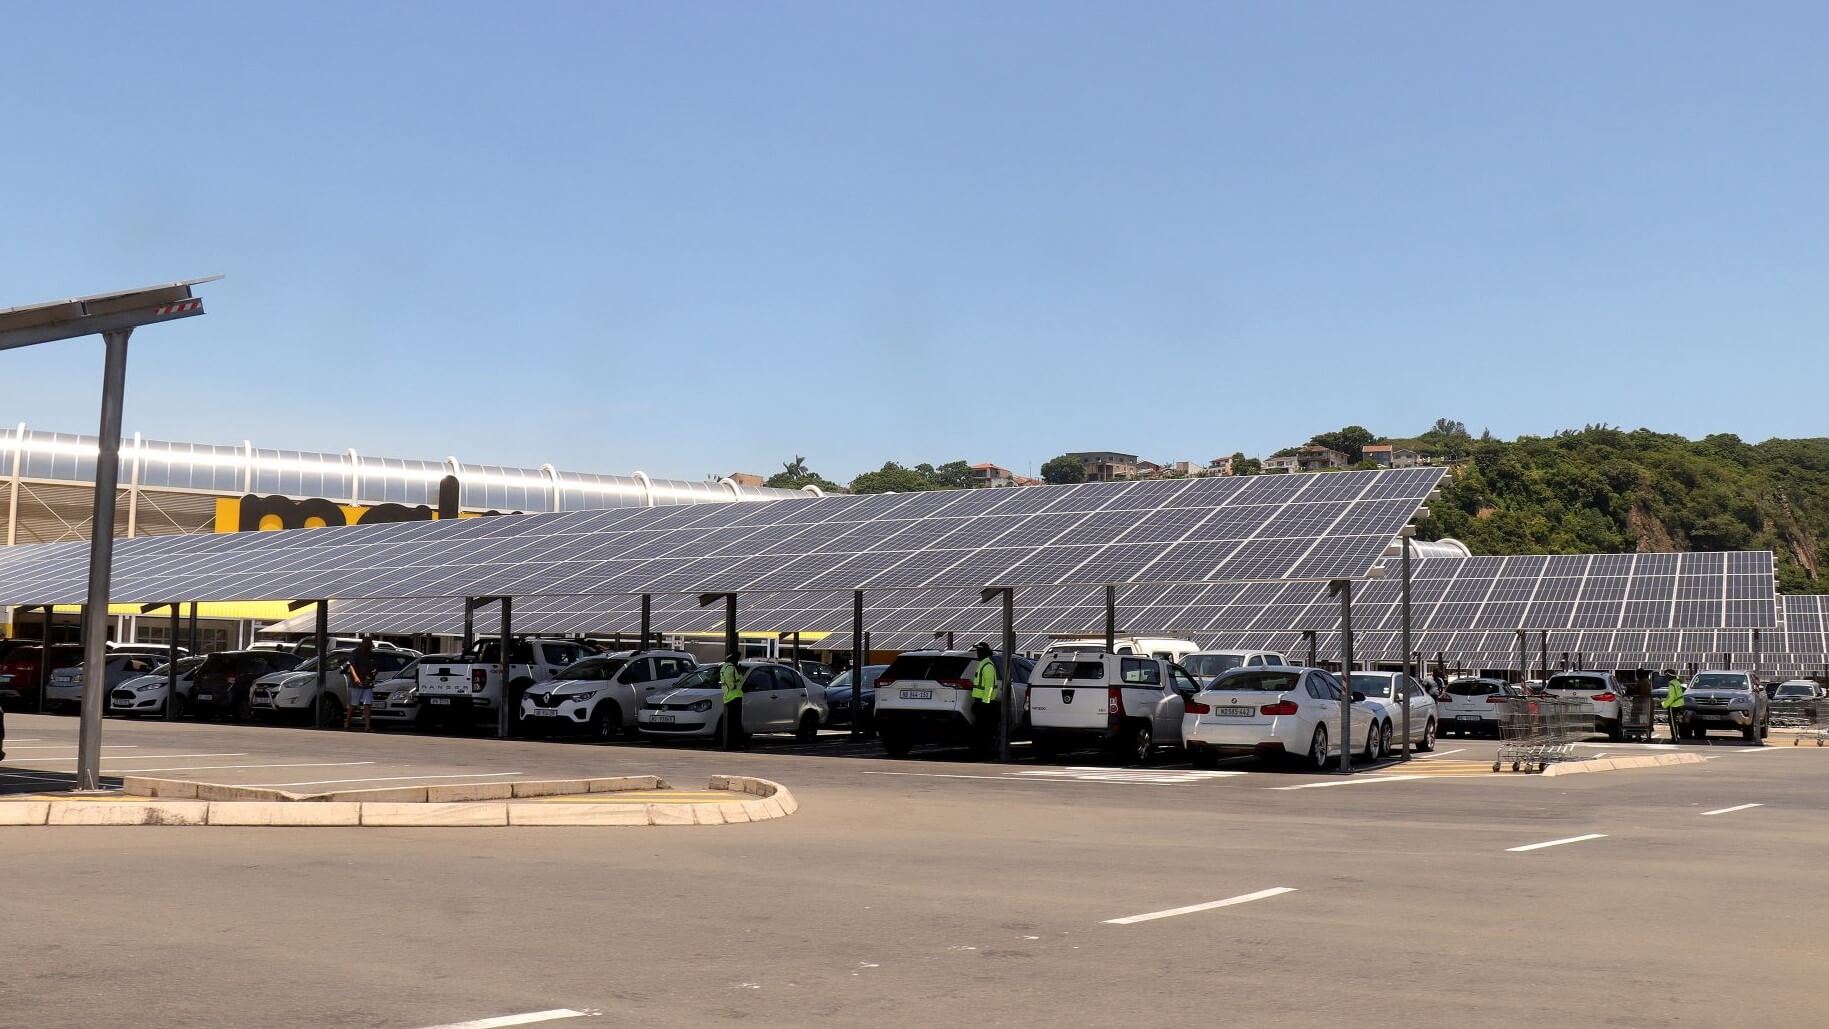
[1040,455,1086,485]
[1308,426,1378,463]
[1230,453,1262,476]
[930,460,978,489]
[849,462,942,494]
[764,455,840,491]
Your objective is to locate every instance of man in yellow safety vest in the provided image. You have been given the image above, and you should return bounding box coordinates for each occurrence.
[1661,669,1687,742]
[720,653,745,751]
[971,642,1001,753]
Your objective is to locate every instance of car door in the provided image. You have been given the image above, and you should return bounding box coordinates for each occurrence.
[1164,665,1200,743]
[770,666,806,730]
[1300,673,1334,752]
[740,667,777,733]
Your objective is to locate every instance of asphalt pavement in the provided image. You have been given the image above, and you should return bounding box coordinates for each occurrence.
[0,713,1822,1028]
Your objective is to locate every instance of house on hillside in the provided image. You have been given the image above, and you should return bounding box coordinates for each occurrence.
[1362,444,1394,466]
[1066,451,1140,481]
[1296,446,1347,472]
[1207,456,1235,476]
[1264,455,1300,473]
[970,463,1015,488]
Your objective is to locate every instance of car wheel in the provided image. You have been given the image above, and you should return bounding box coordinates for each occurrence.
[1760,718,1770,740]
[1032,734,1061,762]
[1743,720,1759,743]
[169,694,186,720]
[1607,719,1624,742]
[1306,723,1330,771]
[1417,718,1436,752]
[1363,723,1381,764]
[1377,721,1394,759]
[1190,748,1219,770]
[233,690,253,722]
[590,702,622,742]
[796,711,819,742]
[318,693,344,727]
[1123,721,1155,766]
[880,729,913,759]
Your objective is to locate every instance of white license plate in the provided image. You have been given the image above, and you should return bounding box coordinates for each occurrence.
[528,708,561,717]
[650,713,676,723]
[427,697,452,705]
[900,689,934,700]
[1218,706,1256,718]
[195,692,214,701]
[1457,714,1480,721]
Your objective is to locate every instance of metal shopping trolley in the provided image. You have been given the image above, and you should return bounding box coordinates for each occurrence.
[1769,696,1829,746]
[1494,695,1590,772]
[1620,673,1658,743]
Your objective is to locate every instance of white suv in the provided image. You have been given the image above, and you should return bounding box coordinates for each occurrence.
[872,650,1037,759]
[521,650,696,739]
[1183,651,1289,684]
[1543,671,1624,741]
[251,649,418,722]
[1026,649,1202,764]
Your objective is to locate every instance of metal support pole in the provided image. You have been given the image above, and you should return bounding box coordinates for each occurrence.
[462,599,476,653]
[1000,589,1015,764]
[1516,630,1527,685]
[1540,632,1549,685]
[1104,584,1117,653]
[313,601,329,729]
[1399,536,1413,759]
[36,606,52,714]
[75,328,132,791]
[1752,629,1761,687]
[724,594,739,663]
[946,631,955,651]
[1332,580,1355,773]
[1305,630,1318,669]
[497,597,514,739]
[792,631,801,666]
[166,604,179,721]
[851,590,866,739]
[640,593,651,649]
[187,602,198,655]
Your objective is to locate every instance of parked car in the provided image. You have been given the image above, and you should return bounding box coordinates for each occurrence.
[367,653,441,725]
[46,653,164,713]
[824,664,887,729]
[189,650,307,720]
[1437,677,1520,737]
[520,650,696,739]
[251,648,417,722]
[872,650,1037,759]
[107,642,189,660]
[637,661,826,744]
[1678,670,1770,742]
[1542,671,1625,741]
[1026,650,1203,763]
[1051,636,1201,663]
[790,660,835,685]
[1183,666,1380,770]
[0,643,83,710]
[1183,650,1290,683]
[108,656,206,718]
[416,638,592,726]
[1345,671,1439,755]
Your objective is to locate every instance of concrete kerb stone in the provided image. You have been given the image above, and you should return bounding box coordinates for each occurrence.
[1542,751,1709,777]
[7,774,797,828]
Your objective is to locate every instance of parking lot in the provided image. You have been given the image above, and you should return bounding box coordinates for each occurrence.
[3,712,1823,1028]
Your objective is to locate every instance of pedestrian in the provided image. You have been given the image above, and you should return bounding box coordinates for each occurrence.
[970,642,1001,755]
[1662,668,1687,742]
[719,652,745,751]
[345,635,378,731]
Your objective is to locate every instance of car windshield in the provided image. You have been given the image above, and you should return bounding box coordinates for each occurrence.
[672,665,721,689]
[1776,683,1815,697]
[1547,675,1609,692]
[1691,673,1750,690]
[1209,669,1303,693]
[1184,654,1247,678]
[556,657,628,682]
[881,654,971,682]
[1040,659,1105,680]
[1447,679,1504,696]
[1347,675,1396,698]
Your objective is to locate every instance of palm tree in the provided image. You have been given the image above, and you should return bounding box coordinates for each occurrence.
[782,455,809,478]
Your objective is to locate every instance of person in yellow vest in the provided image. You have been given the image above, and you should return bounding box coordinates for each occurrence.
[1661,669,1687,742]
[720,652,746,751]
[971,642,1001,754]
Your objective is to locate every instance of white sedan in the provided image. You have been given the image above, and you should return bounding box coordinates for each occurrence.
[107,656,206,718]
[1344,672,1439,755]
[1184,666,1382,770]
[47,654,164,713]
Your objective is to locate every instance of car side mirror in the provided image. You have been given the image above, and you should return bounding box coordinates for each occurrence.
[1351,691,1366,703]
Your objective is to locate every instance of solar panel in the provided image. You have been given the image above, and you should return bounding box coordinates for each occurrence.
[0,469,1444,605]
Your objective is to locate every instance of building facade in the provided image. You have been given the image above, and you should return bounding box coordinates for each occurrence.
[1066,451,1140,481]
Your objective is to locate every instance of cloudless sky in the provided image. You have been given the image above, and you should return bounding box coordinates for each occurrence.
[5,1,1826,483]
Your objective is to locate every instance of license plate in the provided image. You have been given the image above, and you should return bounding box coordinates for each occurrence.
[196,693,214,701]
[900,689,934,700]
[1457,714,1480,721]
[427,697,452,705]
[1218,706,1256,718]
[651,713,676,723]
[528,708,561,717]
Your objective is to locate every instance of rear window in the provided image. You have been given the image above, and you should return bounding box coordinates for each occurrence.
[1547,675,1609,693]
[1691,672,1751,690]
[1347,674,1396,698]
[882,655,971,682]
[1209,669,1303,692]
[558,657,627,682]
[1447,679,1503,697]
[1040,659,1106,680]
[1185,654,1246,678]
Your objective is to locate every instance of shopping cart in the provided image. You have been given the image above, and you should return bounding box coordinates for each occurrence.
[1493,695,1590,772]
[1620,675,1658,743]
[1769,697,1829,746]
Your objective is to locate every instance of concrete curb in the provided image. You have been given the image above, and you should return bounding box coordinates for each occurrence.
[1542,752,1708,777]
[3,776,797,828]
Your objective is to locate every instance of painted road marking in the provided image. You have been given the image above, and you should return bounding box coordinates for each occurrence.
[26,753,248,762]
[8,745,138,751]
[1701,803,1764,816]
[1268,775,1432,790]
[862,770,1226,787]
[1507,833,1607,852]
[415,1010,592,1029]
[242,771,518,787]
[1104,887,1297,925]
[1017,768,1248,785]
[98,761,370,774]
[1414,748,1467,758]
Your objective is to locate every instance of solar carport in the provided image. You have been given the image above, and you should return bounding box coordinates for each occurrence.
[0,467,1445,782]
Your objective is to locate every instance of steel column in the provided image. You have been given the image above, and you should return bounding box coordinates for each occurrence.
[313,600,329,729]
[166,604,179,721]
[1516,630,1528,685]
[1305,630,1317,669]
[1399,536,1413,759]
[75,329,132,791]
[851,590,866,739]
[724,594,739,662]
[1104,584,1117,653]
[1539,632,1549,684]
[462,599,476,653]
[1000,589,1015,764]
[497,597,514,739]
[640,593,652,649]
[1332,580,1356,773]
[35,606,51,714]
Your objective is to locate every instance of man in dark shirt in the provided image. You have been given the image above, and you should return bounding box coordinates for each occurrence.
[345,636,378,731]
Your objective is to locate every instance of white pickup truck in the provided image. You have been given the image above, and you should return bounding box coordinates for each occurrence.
[416,638,593,726]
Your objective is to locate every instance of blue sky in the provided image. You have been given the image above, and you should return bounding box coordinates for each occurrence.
[5,1,1825,484]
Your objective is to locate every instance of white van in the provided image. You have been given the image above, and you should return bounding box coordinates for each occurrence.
[1027,649,1203,764]
[1183,650,1290,684]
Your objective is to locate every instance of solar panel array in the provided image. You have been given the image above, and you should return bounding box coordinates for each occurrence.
[1157,628,1764,669]
[0,469,1444,605]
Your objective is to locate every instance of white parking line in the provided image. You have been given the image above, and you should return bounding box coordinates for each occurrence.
[415,1009,591,1029]
[244,772,523,787]
[1507,833,1607,852]
[1267,775,1431,790]
[1104,887,1297,925]
[0,772,76,784]
[1414,748,1466,758]
[7,745,138,751]
[1701,803,1763,816]
[24,753,249,762]
[862,771,1195,787]
[110,761,374,774]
